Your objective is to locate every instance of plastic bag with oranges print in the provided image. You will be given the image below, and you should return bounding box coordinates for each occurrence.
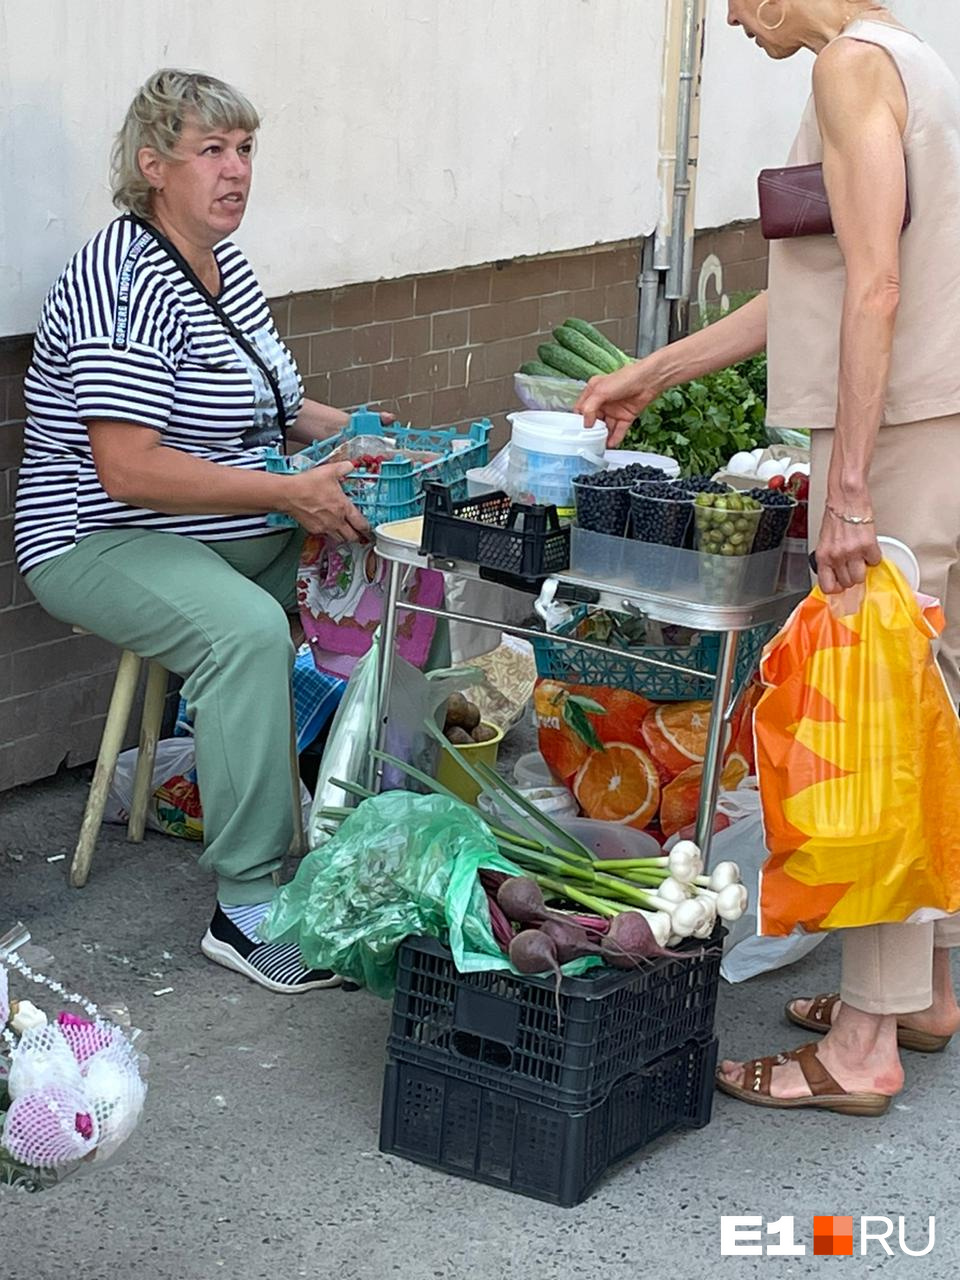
[534,679,757,837]
[755,560,960,935]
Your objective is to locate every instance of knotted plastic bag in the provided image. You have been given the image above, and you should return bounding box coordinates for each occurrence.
[755,560,960,934]
[264,793,521,996]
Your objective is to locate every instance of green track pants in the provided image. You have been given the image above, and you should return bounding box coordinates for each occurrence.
[28,527,306,905]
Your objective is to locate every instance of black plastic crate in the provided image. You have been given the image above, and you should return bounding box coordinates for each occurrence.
[420,484,570,587]
[380,1037,718,1206]
[387,933,723,1110]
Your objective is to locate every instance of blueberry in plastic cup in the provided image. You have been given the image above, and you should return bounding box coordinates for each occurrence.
[629,482,695,548]
[572,477,633,536]
[745,487,798,553]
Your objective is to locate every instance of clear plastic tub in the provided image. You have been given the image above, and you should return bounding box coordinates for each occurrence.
[569,527,785,605]
[514,371,586,412]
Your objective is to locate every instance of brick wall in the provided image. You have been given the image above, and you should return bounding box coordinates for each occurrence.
[691,219,769,324]
[0,237,642,792]
[270,239,641,447]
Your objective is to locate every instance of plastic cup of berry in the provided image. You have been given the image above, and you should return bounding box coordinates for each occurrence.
[629,481,696,548]
[745,487,798,553]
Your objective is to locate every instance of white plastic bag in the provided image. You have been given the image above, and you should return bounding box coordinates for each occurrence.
[708,786,826,983]
[105,739,201,838]
[106,738,311,842]
[307,633,481,847]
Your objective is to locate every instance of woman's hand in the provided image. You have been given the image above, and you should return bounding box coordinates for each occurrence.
[574,360,662,445]
[280,462,370,542]
[814,502,883,595]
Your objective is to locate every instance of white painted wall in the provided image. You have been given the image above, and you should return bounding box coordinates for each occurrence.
[696,0,960,229]
[0,0,665,336]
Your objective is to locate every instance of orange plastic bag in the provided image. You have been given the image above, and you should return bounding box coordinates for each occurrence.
[755,561,960,935]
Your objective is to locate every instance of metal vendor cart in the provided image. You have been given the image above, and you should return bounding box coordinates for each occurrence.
[373,516,806,869]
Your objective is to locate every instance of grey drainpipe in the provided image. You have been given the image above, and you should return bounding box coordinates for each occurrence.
[636,0,703,357]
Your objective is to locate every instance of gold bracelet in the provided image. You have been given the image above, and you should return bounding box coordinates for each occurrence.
[825,503,875,527]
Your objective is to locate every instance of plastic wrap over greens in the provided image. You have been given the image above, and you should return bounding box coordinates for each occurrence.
[262,793,524,996]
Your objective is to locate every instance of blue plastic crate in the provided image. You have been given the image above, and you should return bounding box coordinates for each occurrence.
[264,407,492,529]
[532,606,774,702]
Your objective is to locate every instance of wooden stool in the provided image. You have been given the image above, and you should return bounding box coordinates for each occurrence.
[70,634,168,888]
[69,631,306,888]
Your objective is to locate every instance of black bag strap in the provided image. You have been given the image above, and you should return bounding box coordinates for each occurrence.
[126,214,288,450]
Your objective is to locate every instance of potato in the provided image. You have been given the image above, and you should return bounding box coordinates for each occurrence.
[445,726,474,746]
[471,724,498,744]
[444,692,481,732]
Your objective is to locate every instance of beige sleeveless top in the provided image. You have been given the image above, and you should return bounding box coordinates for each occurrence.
[766,20,960,430]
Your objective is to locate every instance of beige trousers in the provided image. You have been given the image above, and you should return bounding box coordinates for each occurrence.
[810,417,960,1014]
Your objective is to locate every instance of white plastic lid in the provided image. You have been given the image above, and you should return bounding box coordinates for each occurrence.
[507,411,608,457]
[877,536,921,591]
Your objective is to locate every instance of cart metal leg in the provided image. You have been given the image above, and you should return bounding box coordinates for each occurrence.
[373,558,404,790]
[695,629,740,870]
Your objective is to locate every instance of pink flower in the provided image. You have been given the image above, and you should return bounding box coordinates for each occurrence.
[75,1112,94,1140]
[57,1012,93,1030]
[56,1012,113,1064]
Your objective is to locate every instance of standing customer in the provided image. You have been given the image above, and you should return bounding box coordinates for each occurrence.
[16,69,376,994]
[578,3,960,1112]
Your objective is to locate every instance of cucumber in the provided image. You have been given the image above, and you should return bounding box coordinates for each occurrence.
[563,317,630,367]
[519,360,570,379]
[537,342,598,381]
[553,325,619,374]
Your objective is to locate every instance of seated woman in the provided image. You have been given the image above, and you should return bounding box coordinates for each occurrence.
[15,68,381,994]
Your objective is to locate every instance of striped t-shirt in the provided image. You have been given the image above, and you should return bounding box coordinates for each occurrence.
[14,216,303,575]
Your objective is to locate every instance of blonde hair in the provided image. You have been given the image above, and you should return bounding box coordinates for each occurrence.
[111,69,260,218]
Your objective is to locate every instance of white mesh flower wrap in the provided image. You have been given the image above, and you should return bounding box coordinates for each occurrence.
[0,965,8,1027]
[2,1085,99,1169]
[82,1038,147,1160]
[3,1018,145,1169]
[7,1024,83,1101]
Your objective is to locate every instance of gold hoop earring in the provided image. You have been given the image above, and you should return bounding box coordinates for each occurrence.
[757,0,786,31]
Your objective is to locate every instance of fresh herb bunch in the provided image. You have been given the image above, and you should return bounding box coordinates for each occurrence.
[624,364,767,478]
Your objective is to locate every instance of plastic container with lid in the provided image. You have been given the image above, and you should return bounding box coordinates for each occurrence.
[505,411,609,515]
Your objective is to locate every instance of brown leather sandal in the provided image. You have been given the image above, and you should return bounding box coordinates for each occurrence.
[785,993,953,1053]
[716,1041,892,1116]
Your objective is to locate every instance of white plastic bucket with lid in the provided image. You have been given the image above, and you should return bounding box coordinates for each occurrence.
[505,411,608,512]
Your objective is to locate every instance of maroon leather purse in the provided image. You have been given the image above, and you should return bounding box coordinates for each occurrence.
[758,161,911,239]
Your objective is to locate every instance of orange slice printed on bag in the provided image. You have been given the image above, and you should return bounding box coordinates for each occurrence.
[641,700,732,781]
[566,685,653,746]
[533,680,591,781]
[573,743,661,829]
[659,752,750,838]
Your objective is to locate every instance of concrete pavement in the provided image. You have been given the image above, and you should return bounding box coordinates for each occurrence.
[1,766,958,1279]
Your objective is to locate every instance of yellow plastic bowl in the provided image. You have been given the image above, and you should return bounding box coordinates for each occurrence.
[435,722,505,806]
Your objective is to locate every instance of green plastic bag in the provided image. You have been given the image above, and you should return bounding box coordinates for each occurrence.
[262,792,600,995]
[263,792,520,996]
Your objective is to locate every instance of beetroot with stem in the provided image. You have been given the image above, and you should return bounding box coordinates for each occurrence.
[479,869,511,894]
[537,918,603,965]
[486,892,515,952]
[509,929,564,1023]
[600,910,697,968]
[497,876,550,925]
